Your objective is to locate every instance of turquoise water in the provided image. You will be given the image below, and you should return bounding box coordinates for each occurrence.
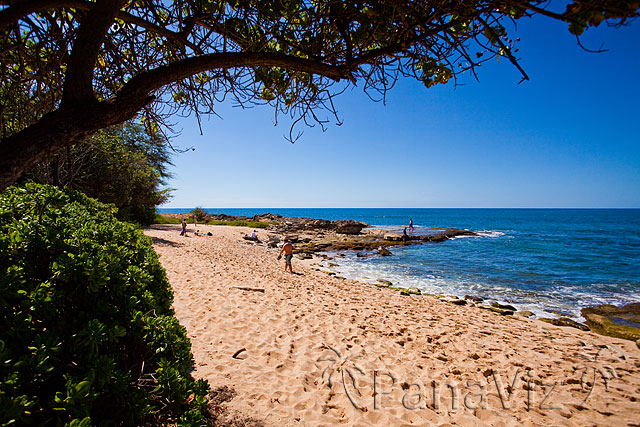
[158,208,640,317]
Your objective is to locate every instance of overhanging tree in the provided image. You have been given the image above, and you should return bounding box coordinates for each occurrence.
[1,0,638,189]
[24,121,172,224]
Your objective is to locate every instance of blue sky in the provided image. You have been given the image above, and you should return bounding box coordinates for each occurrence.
[164,13,640,208]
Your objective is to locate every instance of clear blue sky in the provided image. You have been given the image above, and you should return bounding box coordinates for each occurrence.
[164,13,640,208]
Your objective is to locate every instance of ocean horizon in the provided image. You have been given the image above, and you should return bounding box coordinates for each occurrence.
[157,207,640,319]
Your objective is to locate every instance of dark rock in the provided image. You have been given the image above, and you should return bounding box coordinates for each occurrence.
[543,309,575,318]
[398,287,421,296]
[515,311,535,318]
[209,213,249,221]
[540,317,589,331]
[335,221,368,235]
[450,299,467,306]
[490,302,517,312]
[464,295,484,303]
[478,305,514,316]
[378,247,392,256]
[581,303,640,341]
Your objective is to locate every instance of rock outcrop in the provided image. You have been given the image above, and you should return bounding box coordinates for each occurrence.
[540,317,589,331]
[581,303,640,341]
[158,212,479,256]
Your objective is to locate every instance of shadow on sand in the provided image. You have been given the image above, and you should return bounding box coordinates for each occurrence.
[150,236,184,248]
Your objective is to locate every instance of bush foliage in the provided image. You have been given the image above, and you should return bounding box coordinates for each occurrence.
[189,207,208,222]
[154,214,271,229]
[0,184,209,426]
[24,122,172,226]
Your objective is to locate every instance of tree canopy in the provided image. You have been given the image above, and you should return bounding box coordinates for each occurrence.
[23,122,172,225]
[0,0,638,189]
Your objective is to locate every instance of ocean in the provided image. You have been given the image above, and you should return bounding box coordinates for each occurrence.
[158,208,640,319]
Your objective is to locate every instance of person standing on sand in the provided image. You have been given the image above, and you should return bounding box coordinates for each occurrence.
[277,240,294,273]
[180,218,187,236]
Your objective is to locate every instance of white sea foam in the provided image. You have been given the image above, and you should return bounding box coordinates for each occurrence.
[475,230,506,238]
[320,255,614,321]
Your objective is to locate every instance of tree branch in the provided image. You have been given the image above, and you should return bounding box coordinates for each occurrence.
[0,0,201,53]
[0,0,74,28]
[523,3,567,21]
[116,51,346,104]
[62,0,123,104]
[477,16,529,82]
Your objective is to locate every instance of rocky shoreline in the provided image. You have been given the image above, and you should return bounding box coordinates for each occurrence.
[159,212,640,345]
[162,212,477,253]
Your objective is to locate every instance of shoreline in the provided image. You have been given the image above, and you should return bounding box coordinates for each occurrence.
[156,212,637,329]
[144,223,639,426]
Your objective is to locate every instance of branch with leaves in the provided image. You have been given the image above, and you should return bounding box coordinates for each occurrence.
[0,0,638,189]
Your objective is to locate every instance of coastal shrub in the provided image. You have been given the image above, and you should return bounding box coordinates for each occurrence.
[153,214,271,229]
[0,183,209,426]
[154,214,183,224]
[22,122,173,226]
[189,207,208,222]
[209,220,271,228]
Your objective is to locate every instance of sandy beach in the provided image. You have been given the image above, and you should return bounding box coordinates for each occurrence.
[145,224,640,426]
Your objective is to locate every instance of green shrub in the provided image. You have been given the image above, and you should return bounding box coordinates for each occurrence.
[153,214,272,229]
[208,220,271,229]
[189,207,208,222]
[0,184,209,426]
[153,214,182,224]
[22,122,173,227]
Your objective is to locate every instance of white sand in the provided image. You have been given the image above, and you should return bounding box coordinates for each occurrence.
[145,224,640,426]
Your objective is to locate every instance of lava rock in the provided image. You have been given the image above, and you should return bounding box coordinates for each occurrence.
[540,317,590,331]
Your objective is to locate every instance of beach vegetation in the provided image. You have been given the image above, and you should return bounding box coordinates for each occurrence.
[209,220,272,228]
[154,214,271,229]
[153,214,184,224]
[21,122,172,226]
[190,207,208,222]
[0,183,210,426]
[1,1,638,189]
